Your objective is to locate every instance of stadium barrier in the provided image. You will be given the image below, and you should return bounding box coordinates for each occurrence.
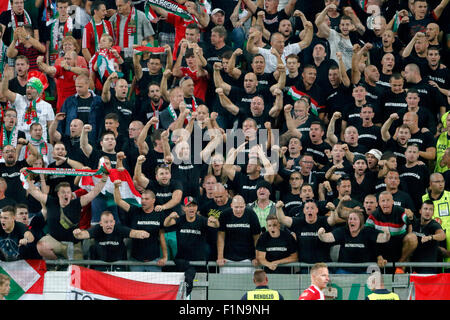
[32,260,450,300]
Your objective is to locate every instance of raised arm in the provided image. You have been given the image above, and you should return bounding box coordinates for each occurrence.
[137,117,158,155]
[315,4,334,39]
[163,211,179,227]
[1,66,17,103]
[36,56,57,77]
[134,155,150,189]
[213,62,232,95]
[298,21,313,50]
[226,48,243,80]
[80,124,93,158]
[160,69,172,102]
[326,112,341,146]
[80,172,108,207]
[101,72,118,103]
[246,30,261,55]
[275,201,293,228]
[113,180,131,212]
[381,113,398,142]
[215,88,239,116]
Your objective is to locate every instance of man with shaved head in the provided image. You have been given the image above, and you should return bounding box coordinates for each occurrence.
[217,195,261,273]
[365,191,417,273]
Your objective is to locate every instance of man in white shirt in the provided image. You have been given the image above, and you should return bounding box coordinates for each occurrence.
[315,3,355,70]
[1,66,54,141]
[246,19,313,74]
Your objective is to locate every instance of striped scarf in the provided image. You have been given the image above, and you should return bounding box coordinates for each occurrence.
[115,6,138,48]
[48,15,73,64]
[10,9,32,42]
[24,98,41,125]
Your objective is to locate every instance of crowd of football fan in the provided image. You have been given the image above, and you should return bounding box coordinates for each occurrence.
[0,0,450,280]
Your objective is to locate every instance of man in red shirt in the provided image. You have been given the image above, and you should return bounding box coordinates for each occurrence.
[81,1,114,63]
[173,39,208,101]
[36,51,89,112]
[148,0,209,60]
[299,262,330,300]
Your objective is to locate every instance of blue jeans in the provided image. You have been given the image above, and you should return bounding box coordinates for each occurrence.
[129,258,162,272]
[91,195,119,224]
[231,27,246,50]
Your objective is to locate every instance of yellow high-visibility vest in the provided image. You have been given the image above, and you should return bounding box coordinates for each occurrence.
[367,292,400,300]
[247,288,280,300]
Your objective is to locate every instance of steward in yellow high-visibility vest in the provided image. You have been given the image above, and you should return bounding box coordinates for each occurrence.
[367,289,400,300]
[241,270,284,300]
[422,173,450,263]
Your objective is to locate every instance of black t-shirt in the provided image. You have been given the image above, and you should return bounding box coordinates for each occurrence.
[350,171,378,203]
[355,124,384,151]
[218,207,261,261]
[138,99,169,124]
[408,130,436,163]
[380,90,408,122]
[142,147,165,182]
[228,86,272,121]
[289,216,332,263]
[384,138,407,168]
[45,196,82,242]
[76,95,93,125]
[61,135,88,165]
[0,10,38,47]
[397,107,437,136]
[255,229,297,274]
[46,161,77,194]
[254,7,290,35]
[300,138,331,169]
[171,162,203,199]
[8,78,27,96]
[411,219,443,270]
[332,226,380,273]
[137,72,163,100]
[230,171,266,204]
[103,95,136,137]
[398,163,430,214]
[88,148,118,170]
[405,79,448,116]
[88,224,131,262]
[147,179,183,232]
[0,221,28,261]
[0,160,28,203]
[173,214,209,261]
[127,205,165,262]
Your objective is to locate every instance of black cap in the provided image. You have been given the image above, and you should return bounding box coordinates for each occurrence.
[256,180,272,194]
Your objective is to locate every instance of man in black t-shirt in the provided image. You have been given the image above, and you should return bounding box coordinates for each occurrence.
[275,200,339,273]
[113,185,168,272]
[165,196,219,295]
[73,211,149,271]
[217,195,261,273]
[8,56,29,96]
[255,214,298,274]
[26,175,107,260]
[0,205,34,261]
[0,142,37,204]
[0,1,39,47]
[411,200,446,274]
[101,74,136,138]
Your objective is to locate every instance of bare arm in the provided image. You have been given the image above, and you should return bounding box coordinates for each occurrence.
[315,4,333,38]
[317,227,335,243]
[80,174,108,207]
[226,48,243,80]
[216,88,239,116]
[80,124,93,157]
[73,228,90,240]
[326,112,341,145]
[381,113,398,141]
[113,180,131,212]
[213,63,232,95]
[101,72,118,102]
[134,155,150,188]
[275,201,293,228]
[376,227,391,243]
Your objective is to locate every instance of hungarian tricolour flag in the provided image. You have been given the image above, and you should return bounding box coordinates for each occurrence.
[286,86,324,116]
[0,260,46,300]
[79,168,142,207]
[68,265,184,300]
[134,44,166,56]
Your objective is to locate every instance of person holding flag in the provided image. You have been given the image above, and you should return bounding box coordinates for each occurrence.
[109,0,155,81]
[89,33,123,93]
[81,0,114,64]
[45,0,73,66]
[1,65,54,142]
[146,0,210,61]
[23,166,109,261]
